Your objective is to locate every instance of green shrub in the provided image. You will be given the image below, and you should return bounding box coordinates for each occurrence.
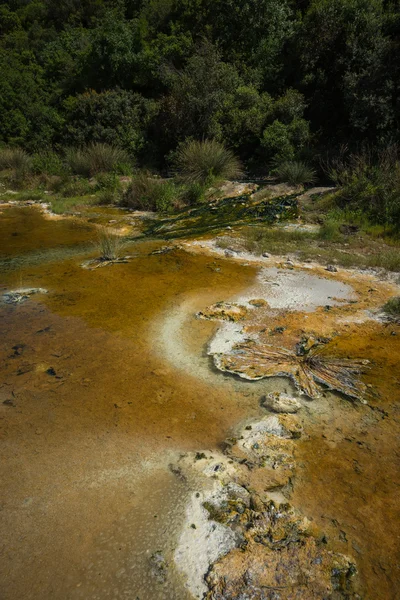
[59,177,93,198]
[175,139,243,185]
[261,120,295,164]
[96,173,123,205]
[0,147,32,173]
[382,296,400,319]
[319,218,343,242]
[65,144,133,177]
[122,171,175,212]
[32,150,65,176]
[327,147,400,229]
[276,160,316,186]
[181,182,206,205]
[154,181,175,212]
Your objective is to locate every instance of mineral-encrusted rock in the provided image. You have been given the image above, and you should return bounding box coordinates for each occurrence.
[262,392,302,414]
[149,551,168,583]
[225,416,301,491]
[205,536,357,599]
[174,412,358,600]
[197,302,248,322]
[204,499,357,600]
[2,288,48,304]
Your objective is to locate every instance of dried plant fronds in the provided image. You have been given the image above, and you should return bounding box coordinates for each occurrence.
[213,338,369,401]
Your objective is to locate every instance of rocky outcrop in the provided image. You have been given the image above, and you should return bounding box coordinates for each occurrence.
[173,414,358,599]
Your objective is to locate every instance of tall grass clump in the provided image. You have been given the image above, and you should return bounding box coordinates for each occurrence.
[122,171,175,212]
[64,147,91,177]
[65,144,132,177]
[59,178,93,198]
[327,145,400,229]
[0,147,32,173]
[96,227,126,261]
[276,160,316,186]
[176,139,243,185]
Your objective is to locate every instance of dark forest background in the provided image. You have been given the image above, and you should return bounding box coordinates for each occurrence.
[1,0,399,170]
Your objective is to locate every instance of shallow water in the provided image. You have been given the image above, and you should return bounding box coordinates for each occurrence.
[1,206,399,599]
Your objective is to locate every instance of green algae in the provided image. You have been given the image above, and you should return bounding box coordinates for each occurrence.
[144,193,299,239]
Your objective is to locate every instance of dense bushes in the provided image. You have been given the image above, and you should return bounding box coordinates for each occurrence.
[122,171,176,212]
[1,0,399,167]
[0,0,399,227]
[328,147,400,229]
[62,90,158,155]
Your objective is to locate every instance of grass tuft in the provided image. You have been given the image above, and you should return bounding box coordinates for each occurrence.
[176,139,243,185]
[65,144,132,177]
[0,147,33,172]
[96,227,126,261]
[276,161,316,186]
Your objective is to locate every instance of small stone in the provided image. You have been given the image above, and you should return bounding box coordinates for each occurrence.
[149,551,168,583]
[3,399,15,407]
[248,298,268,308]
[224,249,237,258]
[262,252,270,258]
[326,265,338,273]
[262,392,302,414]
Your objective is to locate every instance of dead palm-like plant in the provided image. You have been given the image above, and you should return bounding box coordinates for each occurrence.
[214,337,369,401]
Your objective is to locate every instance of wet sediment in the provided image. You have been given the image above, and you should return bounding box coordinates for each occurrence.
[0,205,399,599]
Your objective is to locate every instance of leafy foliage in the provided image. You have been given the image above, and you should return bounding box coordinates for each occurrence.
[328,146,400,228]
[0,0,399,226]
[122,171,175,212]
